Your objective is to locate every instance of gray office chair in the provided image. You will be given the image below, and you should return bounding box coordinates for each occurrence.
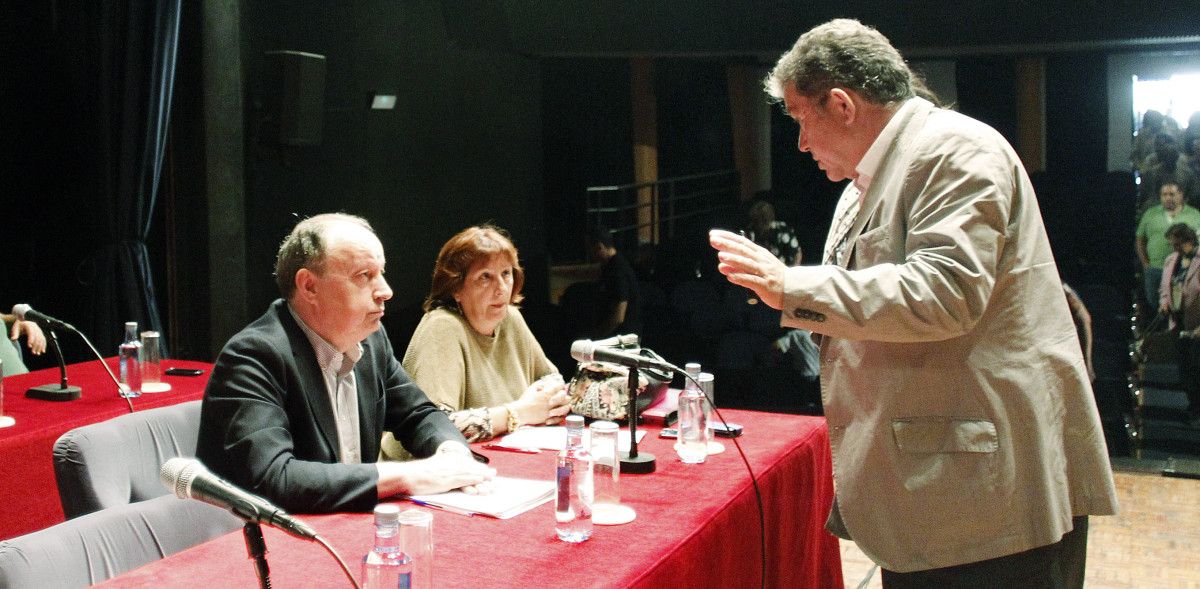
[0,494,240,588]
[52,400,202,519]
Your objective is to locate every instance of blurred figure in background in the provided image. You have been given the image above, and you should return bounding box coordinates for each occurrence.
[745,199,803,267]
[587,224,641,339]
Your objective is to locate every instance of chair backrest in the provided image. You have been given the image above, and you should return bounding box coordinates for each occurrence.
[53,400,201,519]
[0,495,241,588]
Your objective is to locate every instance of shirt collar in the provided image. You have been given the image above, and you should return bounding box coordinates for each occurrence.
[854,97,921,193]
[287,303,363,375]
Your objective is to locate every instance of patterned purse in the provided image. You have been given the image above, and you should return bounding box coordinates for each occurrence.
[566,348,672,422]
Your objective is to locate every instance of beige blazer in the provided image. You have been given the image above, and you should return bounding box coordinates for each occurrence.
[782,98,1118,572]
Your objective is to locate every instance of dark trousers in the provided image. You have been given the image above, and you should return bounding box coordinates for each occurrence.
[881,516,1089,589]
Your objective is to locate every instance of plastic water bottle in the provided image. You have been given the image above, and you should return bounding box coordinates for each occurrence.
[675,362,708,463]
[362,504,413,589]
[118,322,142,398]
[555,414,593,542]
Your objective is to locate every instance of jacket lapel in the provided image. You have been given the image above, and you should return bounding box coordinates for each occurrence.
[840,98,933,268]
[278,304,340,459]
[354,337,381,458]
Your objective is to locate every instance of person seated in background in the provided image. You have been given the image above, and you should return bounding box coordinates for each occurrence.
[197,213,494,514]
[0,309,46,375]
[745,199,803,266]
[1136,182,1200,310]
[381,225,569,457]
[1157,223,1200,424]
[587,224,641,338]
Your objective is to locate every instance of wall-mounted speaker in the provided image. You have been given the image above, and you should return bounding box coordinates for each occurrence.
[263,50,326,146]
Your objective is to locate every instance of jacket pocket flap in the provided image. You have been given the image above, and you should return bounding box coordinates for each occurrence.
[891,418,998,453]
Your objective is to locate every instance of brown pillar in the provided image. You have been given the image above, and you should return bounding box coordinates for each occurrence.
[726,62,771,201]
[1015,57,1046,173]
[631,57,658,244]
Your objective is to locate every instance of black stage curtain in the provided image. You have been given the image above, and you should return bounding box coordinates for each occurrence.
[72,0,180,356]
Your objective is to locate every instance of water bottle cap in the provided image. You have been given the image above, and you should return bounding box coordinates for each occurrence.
[374,503,400,525]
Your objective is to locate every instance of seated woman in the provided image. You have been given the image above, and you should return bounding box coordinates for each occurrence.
[383,225,570,458]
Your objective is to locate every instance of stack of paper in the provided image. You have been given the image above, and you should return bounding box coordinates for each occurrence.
[407,476,555,520]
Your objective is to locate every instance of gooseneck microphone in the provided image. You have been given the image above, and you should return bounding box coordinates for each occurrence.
[570,339,678,373]
[160,457,318,540]
[13,303,133,411]
[12,304,76,331]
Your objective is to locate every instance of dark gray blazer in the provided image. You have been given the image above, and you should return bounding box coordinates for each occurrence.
[197,299,466,513]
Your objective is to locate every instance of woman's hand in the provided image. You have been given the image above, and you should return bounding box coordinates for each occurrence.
[511,375,571,427]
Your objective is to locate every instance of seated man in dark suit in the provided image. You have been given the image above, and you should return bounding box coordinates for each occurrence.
[197,213,494,513]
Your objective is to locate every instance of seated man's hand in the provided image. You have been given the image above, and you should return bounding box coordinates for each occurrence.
[377,442,495,498]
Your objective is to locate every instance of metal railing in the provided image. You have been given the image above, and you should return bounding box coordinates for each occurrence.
[585,169,740,253]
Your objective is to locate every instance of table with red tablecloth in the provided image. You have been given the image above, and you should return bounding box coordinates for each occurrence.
[98,410,842,589]
[0,359,212,540]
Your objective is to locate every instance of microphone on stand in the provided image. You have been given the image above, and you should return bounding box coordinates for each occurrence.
[160,457,318,540]
[570,339,677,372]
[571,339,683,474]
[13,304,134,411]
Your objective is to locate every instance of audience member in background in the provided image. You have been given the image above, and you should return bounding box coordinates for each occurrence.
[0,309,46,375]
[711,19,1116,585]
[1136,182,1200,309]
[197,213,493,514]
[1062,283,1095,382]
[745,199,803,266]
[587,224,641,338]
[1132,110,1168,174]
[1157,222,1200,424]
[381,225,569,458]
[1139,131,1197,210]
[1184,112,1200,180]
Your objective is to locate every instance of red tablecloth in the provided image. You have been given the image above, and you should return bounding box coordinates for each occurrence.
[98,410,842,588]
[0,358,211,540]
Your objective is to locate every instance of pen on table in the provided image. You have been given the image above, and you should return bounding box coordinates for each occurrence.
[482,443,540,454]
[409,499,477,517]
[738,230,759,305]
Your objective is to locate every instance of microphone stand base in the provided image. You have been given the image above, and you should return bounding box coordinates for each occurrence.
[619,451,656,474]
[26,384,82,402]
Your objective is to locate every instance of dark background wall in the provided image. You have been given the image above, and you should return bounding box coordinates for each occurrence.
[2,0,1195,371]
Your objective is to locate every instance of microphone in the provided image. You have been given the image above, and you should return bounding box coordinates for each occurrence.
[592,333,639,349]
[12,304,76,332]
[571,339,677,372]
[160,457,318,540]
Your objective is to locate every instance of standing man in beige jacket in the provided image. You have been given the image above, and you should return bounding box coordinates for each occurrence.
[710,19,1117,587]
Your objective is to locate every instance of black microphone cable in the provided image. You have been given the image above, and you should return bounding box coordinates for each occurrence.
[670,364,768,589]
